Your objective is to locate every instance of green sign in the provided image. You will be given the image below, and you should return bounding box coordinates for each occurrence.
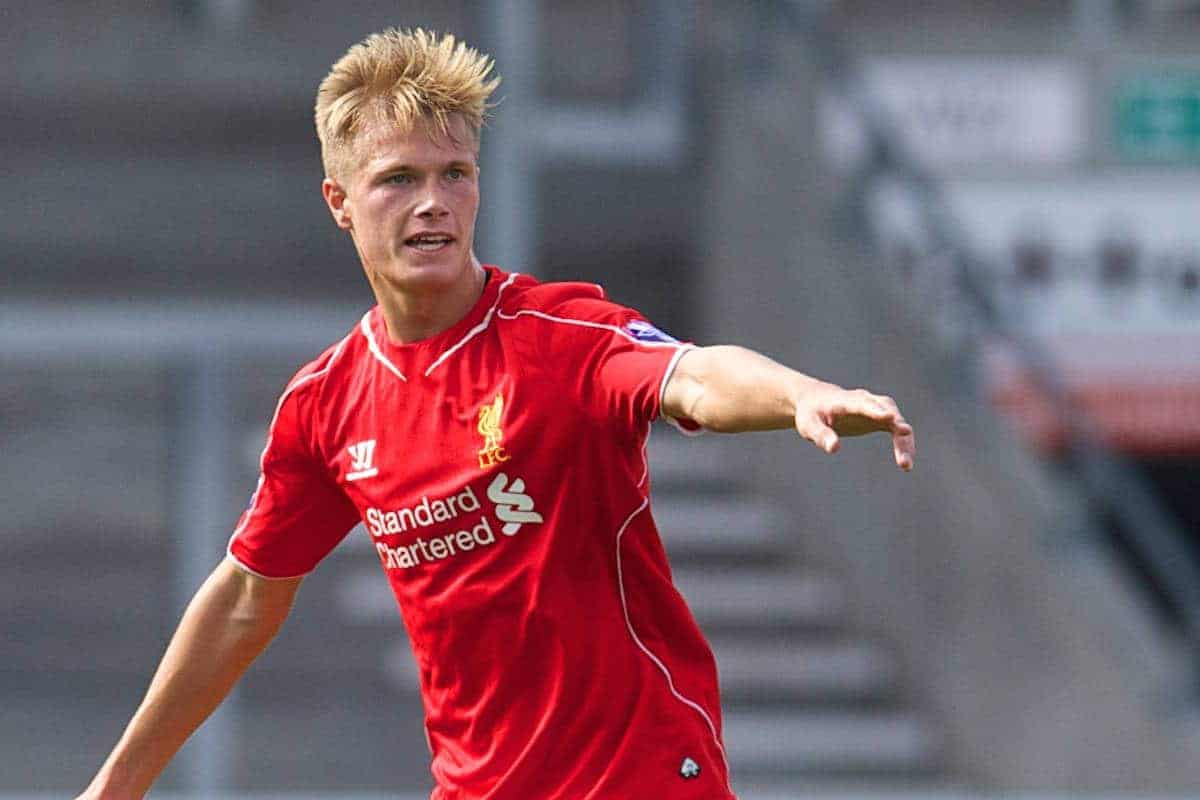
[1115,73,1200,161]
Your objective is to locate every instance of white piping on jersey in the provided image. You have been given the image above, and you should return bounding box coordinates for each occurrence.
[658,344,705,436]
[611,422,733,792]
[424,271,521,377]
[359,311,408,381]
[495,307,684,350]
[497,306,699,431]
[636,427,651,489]
[658,343,694,410]
[226,329,355,581]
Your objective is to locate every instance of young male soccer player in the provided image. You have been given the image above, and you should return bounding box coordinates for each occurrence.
[78,28,915,800]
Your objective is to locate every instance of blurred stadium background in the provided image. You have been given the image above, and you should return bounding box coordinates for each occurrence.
[3,0,1200,797]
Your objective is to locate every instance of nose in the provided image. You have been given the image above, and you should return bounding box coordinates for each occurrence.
[415,185,449,219]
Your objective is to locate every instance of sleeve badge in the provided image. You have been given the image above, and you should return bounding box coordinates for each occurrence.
[623,319,679,344]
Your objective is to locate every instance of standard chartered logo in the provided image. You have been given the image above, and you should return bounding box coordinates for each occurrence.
[488,472,543,535]
[369,473,542,570]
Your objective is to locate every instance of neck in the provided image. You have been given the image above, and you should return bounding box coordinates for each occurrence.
[373,256,487,344]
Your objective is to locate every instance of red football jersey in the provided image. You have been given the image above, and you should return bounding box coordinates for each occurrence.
[228,266,735,799]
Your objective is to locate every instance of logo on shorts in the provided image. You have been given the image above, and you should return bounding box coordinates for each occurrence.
[477,394,511,469]
[679,756,701,779]
[346,439,379,481]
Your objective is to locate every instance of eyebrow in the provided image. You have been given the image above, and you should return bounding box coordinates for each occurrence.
[370,158,476,178]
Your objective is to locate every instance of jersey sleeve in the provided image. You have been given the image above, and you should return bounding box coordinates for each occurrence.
[227,377,360,579]
[525,285,700,432]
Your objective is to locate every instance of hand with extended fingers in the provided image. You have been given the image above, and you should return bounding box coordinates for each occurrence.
[793,385,915,471]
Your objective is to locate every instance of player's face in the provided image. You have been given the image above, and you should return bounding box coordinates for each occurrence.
[325,115,480,294]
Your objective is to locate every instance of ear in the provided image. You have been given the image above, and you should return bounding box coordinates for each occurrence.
[322,177,353,230]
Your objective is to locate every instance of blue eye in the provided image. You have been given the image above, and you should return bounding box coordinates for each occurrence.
[446,168,464,181]
[386,173,412,184]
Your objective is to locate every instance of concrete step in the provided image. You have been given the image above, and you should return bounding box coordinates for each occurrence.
[712,637,896,702]
[4,621,391,687]
[654,497,792,560]
[672,566,846,630]
[646,429,750,488]
[0,562,167,630]
[731,778,966,797]
[723,710,941,775]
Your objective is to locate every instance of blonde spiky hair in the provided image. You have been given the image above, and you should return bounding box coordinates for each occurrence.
[315,28,501,180]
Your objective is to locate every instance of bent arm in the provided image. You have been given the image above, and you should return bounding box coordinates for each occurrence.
[80,559,302,800]
[662,345,915,470]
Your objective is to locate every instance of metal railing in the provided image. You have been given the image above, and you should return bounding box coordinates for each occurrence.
[774,0,1200,684]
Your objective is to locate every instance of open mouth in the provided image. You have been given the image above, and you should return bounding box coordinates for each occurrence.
[405,233,454,252]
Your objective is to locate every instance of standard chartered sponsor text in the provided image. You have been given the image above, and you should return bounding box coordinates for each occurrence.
[366,481,538,570]
[375,516,499,569]
[366,484,482,536]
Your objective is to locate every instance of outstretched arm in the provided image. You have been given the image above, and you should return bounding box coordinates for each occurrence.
[662,345,915,471]
[78,559,302,800]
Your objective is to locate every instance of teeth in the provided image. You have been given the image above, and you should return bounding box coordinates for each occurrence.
[409,235,451,249]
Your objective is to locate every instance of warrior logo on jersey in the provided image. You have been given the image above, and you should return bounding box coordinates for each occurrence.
[346,439,379,481]
[477,394,511,469]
